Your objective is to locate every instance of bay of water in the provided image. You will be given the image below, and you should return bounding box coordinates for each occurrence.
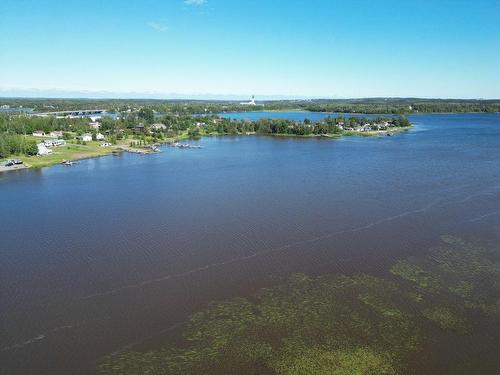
[1,113,500,374]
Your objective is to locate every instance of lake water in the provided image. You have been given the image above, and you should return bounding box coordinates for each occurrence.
[1,113,500,374]
[219,110,391,121]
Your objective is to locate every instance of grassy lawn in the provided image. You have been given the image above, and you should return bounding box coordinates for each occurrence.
[17,140,118,169]
[1,133,188,171]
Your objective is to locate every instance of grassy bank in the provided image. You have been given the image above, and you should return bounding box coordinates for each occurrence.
[25,142,118,168]
[0,131,197,171]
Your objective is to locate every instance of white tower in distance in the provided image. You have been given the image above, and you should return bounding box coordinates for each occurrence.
[240,95,257,106]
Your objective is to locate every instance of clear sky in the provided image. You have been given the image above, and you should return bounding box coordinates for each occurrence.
[1,0,499,99]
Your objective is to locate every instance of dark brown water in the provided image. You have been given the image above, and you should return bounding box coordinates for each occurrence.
[1,113,500,374]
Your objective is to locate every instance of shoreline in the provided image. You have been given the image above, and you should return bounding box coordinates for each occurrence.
[0,127,410,174]
[219,109,500,116]
[0,163,31,173]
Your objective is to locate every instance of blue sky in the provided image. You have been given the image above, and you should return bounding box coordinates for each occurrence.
[1,0,499,99]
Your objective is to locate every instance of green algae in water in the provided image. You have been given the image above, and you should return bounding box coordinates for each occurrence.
[100,236,500,374]
[422,307,467,332]
[390,259,441,292]
[272,347,397,375]
[100,274,420,374]
[391,236,500,317]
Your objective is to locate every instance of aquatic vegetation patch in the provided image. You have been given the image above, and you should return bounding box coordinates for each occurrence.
[100,274,420,374]
[390,259,441,292]
[422,307,467,332]
[100,236,500,374]
[392,236,500,317]
[272,347,397,375]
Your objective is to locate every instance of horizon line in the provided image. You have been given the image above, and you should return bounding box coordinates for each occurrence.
[0,88,498,102]
[1,95,499,102]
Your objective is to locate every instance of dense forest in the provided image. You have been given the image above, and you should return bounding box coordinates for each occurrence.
[1,98,499,115]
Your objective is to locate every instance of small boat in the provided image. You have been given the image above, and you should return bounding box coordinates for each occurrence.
[61,160,74,166]
[171,142,202,149]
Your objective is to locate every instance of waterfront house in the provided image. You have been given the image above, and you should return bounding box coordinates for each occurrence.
[96,133,105,140]
[80,134,92,142]
[32,130,46,137]
[150,123,167,131]
[44,139,66,147]
[37,143,53,155]
[49,131,63,138]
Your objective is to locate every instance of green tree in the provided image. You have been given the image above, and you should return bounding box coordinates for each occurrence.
[24,140,38,156]
[138,108,154,124]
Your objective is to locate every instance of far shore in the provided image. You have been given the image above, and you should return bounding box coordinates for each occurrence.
[218,109,500,116]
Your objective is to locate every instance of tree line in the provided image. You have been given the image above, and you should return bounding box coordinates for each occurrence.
[0,133,37,159]
[1,98,499,115]
[201,116,410,136]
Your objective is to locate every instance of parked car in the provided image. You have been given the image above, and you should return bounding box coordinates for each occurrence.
[4,161,14,167]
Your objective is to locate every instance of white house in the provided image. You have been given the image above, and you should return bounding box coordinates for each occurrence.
[32,130,46,137]
[96,133,105,140]
[150,123,167,131]
[49,131,63,138]
[37,143,53,155]
[44,139,66,147]
[80,134,92,142]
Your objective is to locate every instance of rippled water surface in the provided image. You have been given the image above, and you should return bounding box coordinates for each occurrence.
[1,113,500,374]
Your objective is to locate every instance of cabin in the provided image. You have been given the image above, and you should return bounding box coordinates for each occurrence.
[37,143,53,155]
[32,130,46,137]
[80,134,92,142]
[132,124,146,134]
[96,133,105,140]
